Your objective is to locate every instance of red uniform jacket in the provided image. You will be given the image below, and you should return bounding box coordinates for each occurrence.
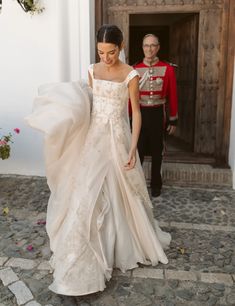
[130,60,178,124]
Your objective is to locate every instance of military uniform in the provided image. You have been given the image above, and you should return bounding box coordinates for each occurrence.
[134,60,178,194]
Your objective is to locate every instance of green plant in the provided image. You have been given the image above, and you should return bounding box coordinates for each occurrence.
[0,128,20,160]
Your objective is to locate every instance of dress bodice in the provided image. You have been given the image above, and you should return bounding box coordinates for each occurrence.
[88,64,139,124]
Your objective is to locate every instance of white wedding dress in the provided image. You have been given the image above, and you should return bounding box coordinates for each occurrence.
[26,65,171,296]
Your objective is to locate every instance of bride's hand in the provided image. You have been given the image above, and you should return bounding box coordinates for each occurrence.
[124,147,136,170]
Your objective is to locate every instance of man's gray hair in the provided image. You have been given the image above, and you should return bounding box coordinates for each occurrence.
[142,34,160,44]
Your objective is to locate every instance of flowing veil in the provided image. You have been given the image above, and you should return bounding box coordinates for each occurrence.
[119,48,126,63]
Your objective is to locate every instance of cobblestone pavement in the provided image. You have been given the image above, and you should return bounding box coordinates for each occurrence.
[0,175,235,306]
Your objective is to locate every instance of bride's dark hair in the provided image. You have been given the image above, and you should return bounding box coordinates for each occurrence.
[96,24,123,48]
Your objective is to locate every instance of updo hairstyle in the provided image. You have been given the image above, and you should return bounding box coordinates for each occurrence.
[96,24,123,48]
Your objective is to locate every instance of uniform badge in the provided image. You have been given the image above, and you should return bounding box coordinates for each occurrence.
[156,77,163,85]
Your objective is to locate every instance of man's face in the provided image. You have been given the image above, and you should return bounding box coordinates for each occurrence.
[142,36,160,61]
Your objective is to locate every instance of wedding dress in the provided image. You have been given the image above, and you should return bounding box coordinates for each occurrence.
[26,64,171,296]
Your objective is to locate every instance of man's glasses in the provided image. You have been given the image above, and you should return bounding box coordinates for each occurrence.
[143,44,159,49]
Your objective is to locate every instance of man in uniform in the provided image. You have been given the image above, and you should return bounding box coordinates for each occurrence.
[134,34,178,197]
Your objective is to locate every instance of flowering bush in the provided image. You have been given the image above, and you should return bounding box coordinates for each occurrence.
[0,128,20,160]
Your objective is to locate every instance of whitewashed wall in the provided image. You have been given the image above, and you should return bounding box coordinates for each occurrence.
[229,62,235,189]
[0,0,95,176]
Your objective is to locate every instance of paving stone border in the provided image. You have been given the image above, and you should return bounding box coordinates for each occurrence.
[0,257,52,305]
[1,255,234,306]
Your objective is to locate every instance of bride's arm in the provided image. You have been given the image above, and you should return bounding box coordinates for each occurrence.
[124,75,141,170]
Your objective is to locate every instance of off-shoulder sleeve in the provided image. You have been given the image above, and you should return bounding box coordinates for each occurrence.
[125,69,139,85]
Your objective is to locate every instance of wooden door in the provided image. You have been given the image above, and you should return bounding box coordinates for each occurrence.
[169,14,199,151]
[102,0,234,164]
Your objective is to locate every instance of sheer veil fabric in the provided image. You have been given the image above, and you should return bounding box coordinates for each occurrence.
[119,48,126,63]
[25,67,171,296]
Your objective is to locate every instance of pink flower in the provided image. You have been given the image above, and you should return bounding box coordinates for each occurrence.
[0,140,7,146]
[37,219,46,225]
[14,128,20,134]
[26,244,34,251]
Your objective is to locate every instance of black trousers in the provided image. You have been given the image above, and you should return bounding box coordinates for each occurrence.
[138,106,164,190]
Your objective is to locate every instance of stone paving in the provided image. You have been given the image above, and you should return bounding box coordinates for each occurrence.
[0,175,235,306]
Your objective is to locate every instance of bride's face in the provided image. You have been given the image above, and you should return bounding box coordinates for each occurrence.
[97,42,120,67]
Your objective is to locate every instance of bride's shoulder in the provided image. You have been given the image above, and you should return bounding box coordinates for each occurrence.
[121,64,136,79]
[125,64,139,76]
[90,62,102,69]
[122,63,134,72]
[121,64,139,84]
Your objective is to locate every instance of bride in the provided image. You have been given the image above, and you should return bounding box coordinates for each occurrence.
[26,24,171,296]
